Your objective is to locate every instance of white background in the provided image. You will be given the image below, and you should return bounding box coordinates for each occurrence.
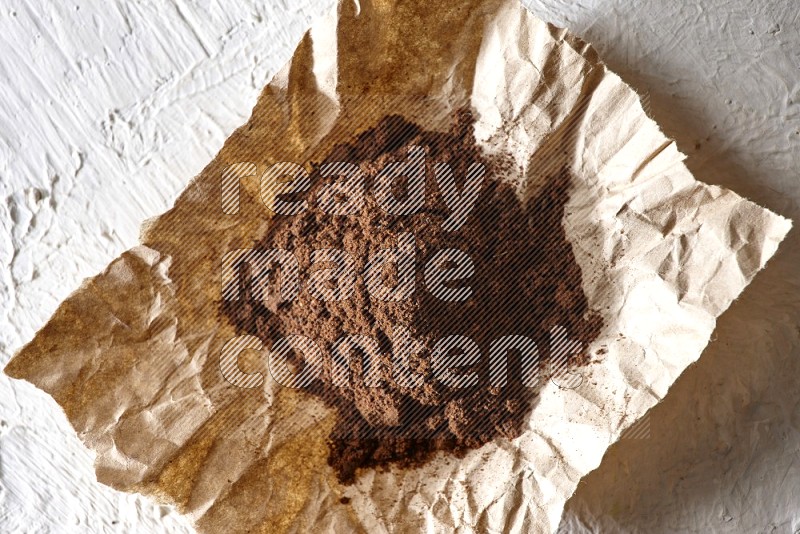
[0,1,798,532]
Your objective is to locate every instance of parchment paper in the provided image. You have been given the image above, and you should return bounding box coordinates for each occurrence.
[5,0,792,532]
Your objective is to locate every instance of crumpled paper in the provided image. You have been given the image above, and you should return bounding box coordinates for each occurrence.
[4,0,792,532]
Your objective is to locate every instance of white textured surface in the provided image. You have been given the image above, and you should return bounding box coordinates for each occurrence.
[0,1,797,532]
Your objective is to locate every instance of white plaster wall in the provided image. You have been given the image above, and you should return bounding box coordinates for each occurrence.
[0,1,797,532]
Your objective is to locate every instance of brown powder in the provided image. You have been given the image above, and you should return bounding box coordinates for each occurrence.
[222,110,602,484]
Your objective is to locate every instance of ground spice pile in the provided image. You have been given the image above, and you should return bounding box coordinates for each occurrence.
[222,110,602,483]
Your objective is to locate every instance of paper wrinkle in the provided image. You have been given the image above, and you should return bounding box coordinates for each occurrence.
[4,0,792,532]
